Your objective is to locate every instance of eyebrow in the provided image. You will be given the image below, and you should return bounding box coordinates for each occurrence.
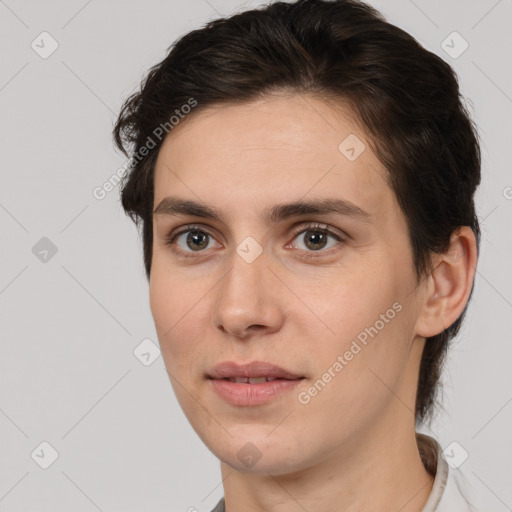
[153,196,371,225]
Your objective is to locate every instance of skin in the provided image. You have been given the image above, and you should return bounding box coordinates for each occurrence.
[149,93,477,512]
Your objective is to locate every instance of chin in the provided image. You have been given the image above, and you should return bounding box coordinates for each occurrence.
[206,433,312,475]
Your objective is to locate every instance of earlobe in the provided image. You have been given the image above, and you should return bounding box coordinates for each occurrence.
[415,227,478,338]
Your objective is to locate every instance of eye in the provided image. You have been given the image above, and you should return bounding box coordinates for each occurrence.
[288,223,344,253]
[165,224,221,256]
[164,222,345,259]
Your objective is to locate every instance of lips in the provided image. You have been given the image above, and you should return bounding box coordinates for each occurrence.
[208,361,304,381]
[208,361,305,406]
[225,376,282,384]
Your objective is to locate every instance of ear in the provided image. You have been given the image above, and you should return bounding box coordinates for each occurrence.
[415,226,478,338]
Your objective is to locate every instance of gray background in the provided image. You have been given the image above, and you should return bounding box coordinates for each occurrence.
[0,0,510,510]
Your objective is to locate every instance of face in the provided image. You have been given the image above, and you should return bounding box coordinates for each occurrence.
[150,94,426,475]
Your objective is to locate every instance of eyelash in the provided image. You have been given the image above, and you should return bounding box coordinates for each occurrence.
[164,223,346,260]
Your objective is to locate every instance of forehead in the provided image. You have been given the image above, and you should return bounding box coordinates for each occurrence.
[153,94,395,222]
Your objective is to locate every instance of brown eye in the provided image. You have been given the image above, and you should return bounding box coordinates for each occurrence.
[302,229,329,250]
[290,224,342,253]
[165,225,221,256]
[185,230,210,251]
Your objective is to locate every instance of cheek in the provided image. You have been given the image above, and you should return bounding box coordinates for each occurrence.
[149,265,190,355]
[297,262,401,337]
[298,301,412,440]
[149,263,214,368]
[300,262,412,392]
[149,263,176,336]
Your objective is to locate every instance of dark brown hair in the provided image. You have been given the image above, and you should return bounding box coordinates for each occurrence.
[113,0,481,427]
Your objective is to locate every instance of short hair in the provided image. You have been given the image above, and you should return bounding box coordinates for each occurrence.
[112,0,481,427]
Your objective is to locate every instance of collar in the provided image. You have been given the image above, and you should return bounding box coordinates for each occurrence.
[417,432,476,511]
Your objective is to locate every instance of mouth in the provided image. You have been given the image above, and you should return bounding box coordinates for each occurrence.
[207,360,305,406]
[207,360,304,381]
[219,376,302,384]
[209,376,304,406]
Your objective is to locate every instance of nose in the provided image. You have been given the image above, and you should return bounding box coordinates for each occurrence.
[212,245,285,340]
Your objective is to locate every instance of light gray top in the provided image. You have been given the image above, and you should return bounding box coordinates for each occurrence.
[210,433,477,511]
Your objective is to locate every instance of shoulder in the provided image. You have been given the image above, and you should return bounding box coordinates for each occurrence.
[417,432,478,512]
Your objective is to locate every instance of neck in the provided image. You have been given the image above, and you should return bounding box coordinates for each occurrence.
[221,418,434,512]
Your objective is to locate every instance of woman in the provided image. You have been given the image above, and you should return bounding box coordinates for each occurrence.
[113,1,481,510]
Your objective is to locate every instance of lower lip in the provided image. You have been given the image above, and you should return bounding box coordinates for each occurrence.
[209,378,304,406]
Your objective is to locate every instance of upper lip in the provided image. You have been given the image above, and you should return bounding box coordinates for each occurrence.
[208,361,304,380]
